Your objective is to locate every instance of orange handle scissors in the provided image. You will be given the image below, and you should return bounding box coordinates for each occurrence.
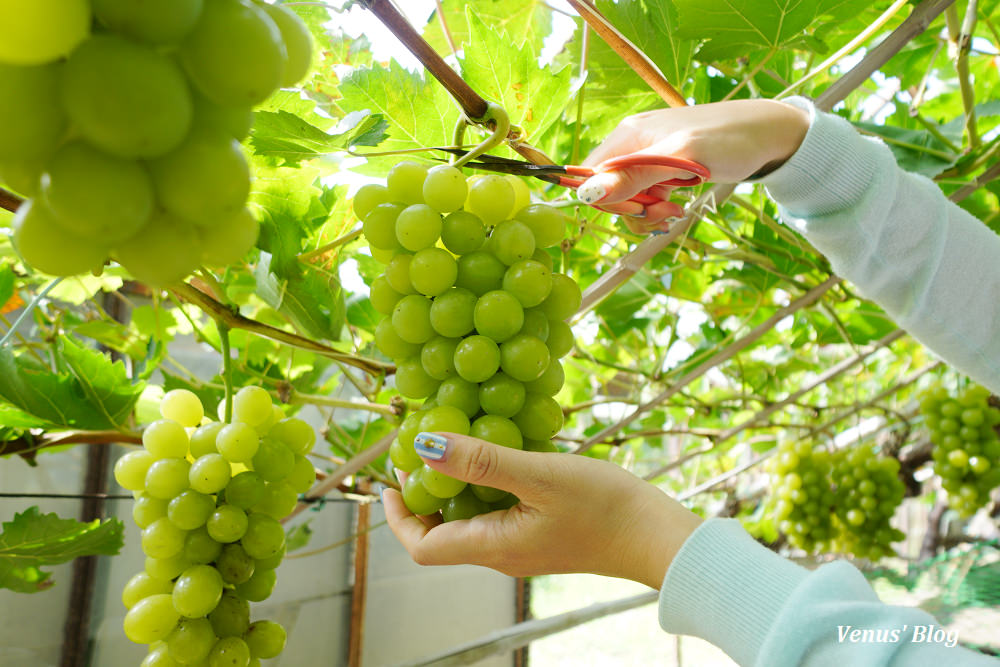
[435,148,711,206]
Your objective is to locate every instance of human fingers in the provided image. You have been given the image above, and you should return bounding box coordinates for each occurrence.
[412,432,560,502]
[383,488,435,549]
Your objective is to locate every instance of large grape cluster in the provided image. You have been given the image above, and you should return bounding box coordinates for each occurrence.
[830,444,905,561]
[356,161,577,519]
[0,0,313,285]
[767,440,905,559]
[114,388,317,666]
[767,440,837,553]
[920,382,1000,517]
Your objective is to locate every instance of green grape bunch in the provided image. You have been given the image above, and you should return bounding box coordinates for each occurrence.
[766,440,837,554]
[0,0,314,286]
[920,382,1000,517]
[114,388,317,666]
[830,444,905,561]
[356,161,576,520]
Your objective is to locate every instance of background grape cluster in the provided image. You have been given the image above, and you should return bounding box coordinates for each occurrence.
[0,0,312,285]
[920,382,1000,517]
[356,162,577,519]
[767,440,905,559]
[114,388,317,665]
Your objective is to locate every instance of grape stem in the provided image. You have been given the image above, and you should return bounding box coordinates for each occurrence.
[451,102,511,169]
[171,282,393,377]
[218,321,234,423]
[0,187,22,213]
[286,390,400,419]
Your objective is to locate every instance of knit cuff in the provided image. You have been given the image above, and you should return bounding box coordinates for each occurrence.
[658,518,808,667]
[757,97,887,219]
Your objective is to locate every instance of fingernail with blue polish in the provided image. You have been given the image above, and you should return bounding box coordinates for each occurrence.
[414,432,449,461]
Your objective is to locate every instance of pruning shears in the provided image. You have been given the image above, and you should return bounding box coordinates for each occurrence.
[434,148,711,206]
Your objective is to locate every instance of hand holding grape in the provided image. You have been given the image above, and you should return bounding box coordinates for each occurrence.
[383,433,703,589]
[578,99,811,229]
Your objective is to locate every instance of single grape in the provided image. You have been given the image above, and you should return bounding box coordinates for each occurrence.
[251,438,294,482]
[184,526,222,564]
[370,276,403,315]
[190,422,224,458]
[490,220,536,266]
[420,336,461,380]
[455,251,506,296]
[500,334,550,382]
[375,318,422,361]
[40,140,153,242]
[384,253,417,295]
[422,164,467,213]
[512,393,563,440]
[12,199,109,277]
[208,636,252,667]
[442,488,491,522]
[402,467,447,515]
[465,175,514,224]
[92,0,202,44]
[150,128,250,226]
[144,420,190,459]
[115,450,156,491]
[123,593,180,644]
[235,567,276,602]
[159,389,205,427]
[537,273,582,321]
[470,415,523,449]
[435,376,480,418]
[145,553,191,581]
[209,590,251,638]
[392,295,435,344]
[180,0,287,106]
[167,617,216,665]
[474,291,524,343]
[479,373,526,418]
[252,481,298,519]
[189,453,232,494]
[141,517,188,559]
[6,3,87,60]
[410,247,457,296]
[257,1,313,86]
[122,572,173,609]
[420,405,471,435]
[217,543,256,584]
[421,464,467,498]
[268,417,315,455]
[502,260,552,308]
[363,203,405,251]
[167,490,216,530]
[62,34,192,158]
[245,620,287,659]
[395,204,442,252]
[115,211,202,286]
[232,386,273,428]
[0,62,66,161]
[133,494,169,529]
[506,175,532,215]
[514,204,567,248]
[546,320,574,358]
[453,335,501,383]
[216,423,260,463]
[206,505,249,543]
[353,184,391,220]
[394,357,441,399]
[441,211,486,255]
[526,359,565,396]
[429,287,477,338]
[145,458,192,500]
[386,161,429,205]
[241,513,286,560]
[519,308,550,341]
[390,437,423,473]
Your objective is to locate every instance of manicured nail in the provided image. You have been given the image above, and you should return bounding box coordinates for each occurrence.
[414,432,449,461]
[577,181,607,204]
[630,209,647,218]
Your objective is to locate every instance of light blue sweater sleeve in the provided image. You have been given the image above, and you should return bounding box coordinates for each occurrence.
[658,100,1000,665]
[659,520,998,666]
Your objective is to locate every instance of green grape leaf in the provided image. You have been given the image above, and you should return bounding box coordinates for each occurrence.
[255,252,345,343]
[459,11,575,144]
[0,341,140,431]
[284,519,313,552]
[674,0,860,61]
[55,337,145,430]
[0,507,124,593]
[595,0,695,97]
[336,60,461,151]
[853,122,958,177]
[423,0,551,56]
[346,294,381,333]
[0,262,14,310]
[250,110,388,166]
